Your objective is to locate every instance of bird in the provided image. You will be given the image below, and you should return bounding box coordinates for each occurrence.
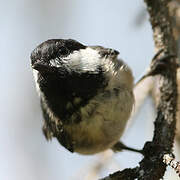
[31,39,137,155]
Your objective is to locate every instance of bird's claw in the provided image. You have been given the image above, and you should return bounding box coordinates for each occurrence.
[148,49,177,76]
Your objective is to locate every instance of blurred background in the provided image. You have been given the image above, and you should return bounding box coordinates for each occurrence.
[1,0,179,179]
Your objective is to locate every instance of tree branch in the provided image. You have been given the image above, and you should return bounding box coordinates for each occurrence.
[101,0,178,179]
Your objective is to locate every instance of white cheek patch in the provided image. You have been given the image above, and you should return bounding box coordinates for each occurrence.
[32,69,41,96]
[64,47,101,73]
[65,51,82,68]
[32,69,60,126]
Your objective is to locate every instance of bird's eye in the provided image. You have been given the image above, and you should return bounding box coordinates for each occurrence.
[58,46,69,56]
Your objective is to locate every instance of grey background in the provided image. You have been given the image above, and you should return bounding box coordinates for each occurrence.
[1,0,177,179]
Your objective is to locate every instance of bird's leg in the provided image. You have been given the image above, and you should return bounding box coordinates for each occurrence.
[135,49,177,86]
[112,141,143,154]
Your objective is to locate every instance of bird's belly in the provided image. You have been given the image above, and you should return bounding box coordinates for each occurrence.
[64,90,134,154]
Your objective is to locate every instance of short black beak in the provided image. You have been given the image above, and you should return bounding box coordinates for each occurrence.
[31,61,56,74]
[32,60,46,71]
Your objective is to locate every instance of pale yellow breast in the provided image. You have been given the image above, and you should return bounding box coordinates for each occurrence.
[64,88,134,154]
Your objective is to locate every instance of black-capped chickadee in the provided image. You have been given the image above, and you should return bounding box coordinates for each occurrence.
[31,39,138,155]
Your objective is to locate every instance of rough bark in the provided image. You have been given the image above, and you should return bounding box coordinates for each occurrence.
[101,0,178,179]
